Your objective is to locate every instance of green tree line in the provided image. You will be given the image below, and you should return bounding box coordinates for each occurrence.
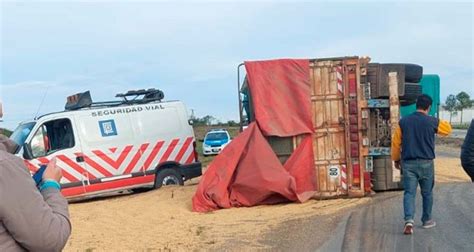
[443,91,473,124]
[190,115,239,127]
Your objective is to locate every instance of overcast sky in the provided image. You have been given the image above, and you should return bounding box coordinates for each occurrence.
[1,1,473,130]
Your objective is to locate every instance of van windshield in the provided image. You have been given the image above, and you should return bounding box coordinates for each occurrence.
[206,132,228,141]
[10,122,36,151]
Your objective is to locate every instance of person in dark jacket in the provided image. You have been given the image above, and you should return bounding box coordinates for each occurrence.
[391,94,452,235]
[461,119,474,182]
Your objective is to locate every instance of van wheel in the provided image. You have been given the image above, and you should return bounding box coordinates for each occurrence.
[154,168,184,189]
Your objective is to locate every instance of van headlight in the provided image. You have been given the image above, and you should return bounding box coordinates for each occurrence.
[203,144,210,148]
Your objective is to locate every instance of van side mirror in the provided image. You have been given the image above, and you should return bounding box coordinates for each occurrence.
[23,143,33,160]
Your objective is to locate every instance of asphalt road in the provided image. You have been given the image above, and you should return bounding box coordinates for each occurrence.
[451,129,467,139]
[265,182,474,252]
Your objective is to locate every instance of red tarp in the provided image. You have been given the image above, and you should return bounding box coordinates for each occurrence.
[192,123,315,212]
[244,59,313,137]
[192,59,316,212]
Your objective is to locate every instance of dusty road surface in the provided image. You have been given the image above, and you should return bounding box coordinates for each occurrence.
[64,179,371,251]
[316,182,474,252]
[450,129,467,139]
[64,146,471,251]
[265,150,473,252]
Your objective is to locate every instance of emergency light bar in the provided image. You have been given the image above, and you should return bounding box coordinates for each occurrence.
[65,91,93,111]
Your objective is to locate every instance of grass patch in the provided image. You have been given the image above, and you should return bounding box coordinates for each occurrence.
[452,123,471,130]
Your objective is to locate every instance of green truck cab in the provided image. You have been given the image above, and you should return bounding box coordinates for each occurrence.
[400,75,440,117]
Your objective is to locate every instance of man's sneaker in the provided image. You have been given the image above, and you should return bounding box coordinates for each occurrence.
[422,220,436,229]
[403,222,414,235]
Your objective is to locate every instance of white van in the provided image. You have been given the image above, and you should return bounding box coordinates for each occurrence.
[9,89,201,199]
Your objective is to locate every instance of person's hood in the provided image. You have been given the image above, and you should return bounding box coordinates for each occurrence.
[0,134,18,154]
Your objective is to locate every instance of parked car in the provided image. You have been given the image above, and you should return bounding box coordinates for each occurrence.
[202,129,231,156]
[10,88,202,200]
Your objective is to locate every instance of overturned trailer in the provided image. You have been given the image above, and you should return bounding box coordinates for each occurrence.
[238,57,424,198]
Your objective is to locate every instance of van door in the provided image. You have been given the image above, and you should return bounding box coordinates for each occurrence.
[75,110,145,193]
[24,116,87,197]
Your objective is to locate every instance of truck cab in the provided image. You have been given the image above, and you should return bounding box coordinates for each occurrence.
[400,75,440,117]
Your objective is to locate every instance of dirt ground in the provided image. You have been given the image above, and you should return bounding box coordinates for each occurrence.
[433,146,470,183]
[64,145,470,251]
[64,182,371,251]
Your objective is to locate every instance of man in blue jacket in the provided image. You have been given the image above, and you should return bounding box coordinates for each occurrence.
[392,94,452,235]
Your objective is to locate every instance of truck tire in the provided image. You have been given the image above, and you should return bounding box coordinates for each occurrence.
[367,63,422,98]
[372,156,403,191]
[404,64,423,83]
[380,63,423,83]
[154,168,184,189]
[400,82,422,106]
[400,100,417,106]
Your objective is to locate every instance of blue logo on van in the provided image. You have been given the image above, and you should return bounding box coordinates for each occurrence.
[99,120,117,137]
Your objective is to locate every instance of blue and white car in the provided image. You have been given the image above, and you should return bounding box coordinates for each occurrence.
[202,129,231,156]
